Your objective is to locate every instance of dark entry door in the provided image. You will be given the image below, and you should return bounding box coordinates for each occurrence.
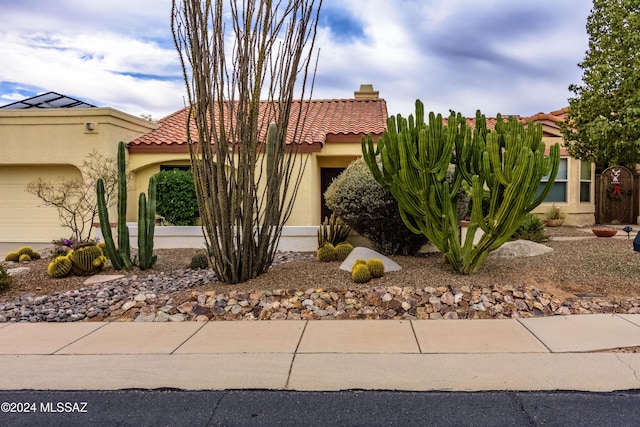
[320,168,345,222]
[599,165,634,224]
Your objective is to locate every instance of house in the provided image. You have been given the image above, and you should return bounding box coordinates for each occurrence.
[0,92,157,242]
[0,87,598,244]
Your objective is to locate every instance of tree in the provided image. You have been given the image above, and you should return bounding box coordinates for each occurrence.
[26,150,120,241]
[171,0,321,283]
[561,0,640,168]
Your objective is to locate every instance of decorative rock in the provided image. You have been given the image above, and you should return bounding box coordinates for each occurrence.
[339,247,402,272]
[489,240,554,258]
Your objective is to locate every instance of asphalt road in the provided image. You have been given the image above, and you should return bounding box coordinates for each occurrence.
[1,389,640,426]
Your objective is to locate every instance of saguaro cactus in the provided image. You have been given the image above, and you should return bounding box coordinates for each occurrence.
[362,100,559,274]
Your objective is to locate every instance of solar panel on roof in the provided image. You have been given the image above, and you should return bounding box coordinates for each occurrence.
[0,91,96,109]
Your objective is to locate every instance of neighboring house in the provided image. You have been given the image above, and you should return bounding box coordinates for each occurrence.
[0,92,157,242]
[0,88,598,244]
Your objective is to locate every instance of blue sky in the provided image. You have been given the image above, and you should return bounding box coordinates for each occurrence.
[0,0,593,120]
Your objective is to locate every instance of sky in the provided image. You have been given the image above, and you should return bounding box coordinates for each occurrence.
[0,0,594,121]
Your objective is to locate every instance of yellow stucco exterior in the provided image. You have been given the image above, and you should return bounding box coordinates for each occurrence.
[0,108,156,242]
[0,102,598,243]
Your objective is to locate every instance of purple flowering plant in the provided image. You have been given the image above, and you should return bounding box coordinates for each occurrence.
[51,237,100,258]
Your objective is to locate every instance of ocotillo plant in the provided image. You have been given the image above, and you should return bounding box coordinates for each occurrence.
[137,175,157,270]
[97,141,132,271]
[362,100,560,274]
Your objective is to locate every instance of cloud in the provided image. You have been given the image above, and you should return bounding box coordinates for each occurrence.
[0,0,592,120]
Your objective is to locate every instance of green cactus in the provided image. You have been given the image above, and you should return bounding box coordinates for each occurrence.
[17,246,34,257]
[351,264,371,283]
[31,251,41,260]
[366,258,385,278]
[48,256,72,278]
[69,243,104,275]
[317,213,351,247]
[18,254,31,263]
[97,141,132,271]
[0,265,12,291]
[362,100,560,274]
[4,252,19,262]
[190,251,209,269]
[316,242,337,262]
[137,175,157,270]
[352,258,367,269]
[334,242,354,261]
[97,141,156,271]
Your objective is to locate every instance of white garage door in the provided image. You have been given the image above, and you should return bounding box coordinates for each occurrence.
[0,165,82,242]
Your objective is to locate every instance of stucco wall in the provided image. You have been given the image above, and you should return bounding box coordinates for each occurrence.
[0,108,157,242]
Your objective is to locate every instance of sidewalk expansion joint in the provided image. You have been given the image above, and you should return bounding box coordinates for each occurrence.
[170,322,208,354]
[52,322,110,355]
[516,318,554,353]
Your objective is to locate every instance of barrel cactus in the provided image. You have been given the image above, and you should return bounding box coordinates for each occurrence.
[48,256,72,278]
[18,254,32,263]
[334,242,354,261]
[316,243,336,262]
[17,246,34,257]
[4,252,19,262]
[190,251,209,269]
[69,243,105,275]
[31,251,41,260]
[352,259,367,269]
[351,264,371,283]
[366,258,385,278]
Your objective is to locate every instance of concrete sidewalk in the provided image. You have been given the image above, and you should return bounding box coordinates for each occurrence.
[1,314,640,392]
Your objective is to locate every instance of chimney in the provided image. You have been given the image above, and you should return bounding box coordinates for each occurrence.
[354,84,379,99]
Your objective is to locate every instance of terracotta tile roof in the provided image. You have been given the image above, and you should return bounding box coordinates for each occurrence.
[128,98,388,153]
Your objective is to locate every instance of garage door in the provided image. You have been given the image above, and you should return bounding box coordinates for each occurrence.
[0,165,82,242]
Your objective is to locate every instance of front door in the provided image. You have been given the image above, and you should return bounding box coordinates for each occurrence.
[599,165,634,224]
[320,168,345,222]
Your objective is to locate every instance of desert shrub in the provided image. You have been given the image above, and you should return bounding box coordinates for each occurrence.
[512,213,548,243]
[0,264,11,292]
[154,169,199,226]
[324,158,427,255]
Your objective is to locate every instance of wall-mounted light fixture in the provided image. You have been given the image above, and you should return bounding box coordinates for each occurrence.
[85,122,94,131]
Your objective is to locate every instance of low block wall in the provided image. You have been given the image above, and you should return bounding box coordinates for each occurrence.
[95,224,323,252]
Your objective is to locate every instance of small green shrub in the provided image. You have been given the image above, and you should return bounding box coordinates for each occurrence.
[324,158,427,255]
[512,213,548,243]
[154,169,199,226]
[0,264,11,291]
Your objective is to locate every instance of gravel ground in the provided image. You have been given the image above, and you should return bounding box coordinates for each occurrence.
[2,226,639,307]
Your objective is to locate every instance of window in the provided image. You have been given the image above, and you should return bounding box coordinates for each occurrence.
[160,165,191,171]
[579,160,592,202]
[536,158,567,202]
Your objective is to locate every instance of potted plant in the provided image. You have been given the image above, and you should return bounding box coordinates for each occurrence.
[544,203,565,227]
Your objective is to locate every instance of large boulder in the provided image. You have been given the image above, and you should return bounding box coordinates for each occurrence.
[339,247,402,272]
[489,240,553,258]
